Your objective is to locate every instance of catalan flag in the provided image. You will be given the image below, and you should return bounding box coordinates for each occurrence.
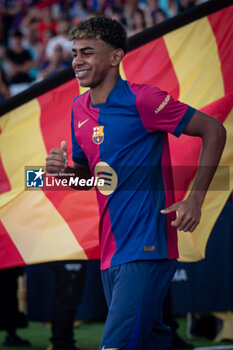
[1,1,233,268]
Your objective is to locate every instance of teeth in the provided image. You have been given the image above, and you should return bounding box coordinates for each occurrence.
[76,70,90,77]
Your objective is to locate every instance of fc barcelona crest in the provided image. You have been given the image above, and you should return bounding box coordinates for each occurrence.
[92,126,104,145]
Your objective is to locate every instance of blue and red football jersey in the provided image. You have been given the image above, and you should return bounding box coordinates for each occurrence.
[71,77,196,270]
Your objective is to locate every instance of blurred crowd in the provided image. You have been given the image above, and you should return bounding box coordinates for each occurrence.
[0,0,209,102]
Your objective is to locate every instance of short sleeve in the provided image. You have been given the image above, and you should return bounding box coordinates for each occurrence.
[134,84,196,137]
[71,108,88,165]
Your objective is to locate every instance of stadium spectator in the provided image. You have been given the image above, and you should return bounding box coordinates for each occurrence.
[38,43,70,79]
[69,0,91,21]
[37,6,57,45]
[177,0,197,13]
[128,8,146,36]
[45,18,72,61]
[123,0,139,32]
[5,29,35,96]
[48,261,87,350]
[36,0,59,10]
[0,267,30,347]
[0,0,26,46]
[104,6,126,26]
[0,0,209,102]
[0,66,10,103]
[21,18,44,79]
[151,8,167,25]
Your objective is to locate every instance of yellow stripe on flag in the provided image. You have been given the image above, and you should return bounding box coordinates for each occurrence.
[0,99,46,207]
[79,85,89,95]
[164,17,224,108]
[120,62,127,80]
[178,108,233,261]
[0,190,87,263]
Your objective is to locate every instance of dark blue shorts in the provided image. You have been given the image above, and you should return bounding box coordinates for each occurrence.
[100,259,177,350]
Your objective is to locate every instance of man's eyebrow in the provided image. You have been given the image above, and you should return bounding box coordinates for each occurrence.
[72,47,95,52]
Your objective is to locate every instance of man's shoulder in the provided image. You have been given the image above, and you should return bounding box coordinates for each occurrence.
[128,82,166,106]
[127,81,161,98]
[72,90,90,106]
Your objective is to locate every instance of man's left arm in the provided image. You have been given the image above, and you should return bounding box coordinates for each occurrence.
[161,110,226,232]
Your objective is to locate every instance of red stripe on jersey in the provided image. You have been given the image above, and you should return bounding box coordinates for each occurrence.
[96,190,117,270]
[161,134,178,259]
[72,92,117,269]
[123,37,179,99]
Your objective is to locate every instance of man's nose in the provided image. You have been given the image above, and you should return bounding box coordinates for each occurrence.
[73,55,84,65]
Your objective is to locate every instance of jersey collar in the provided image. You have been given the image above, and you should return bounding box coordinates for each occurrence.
[91,76,124,109]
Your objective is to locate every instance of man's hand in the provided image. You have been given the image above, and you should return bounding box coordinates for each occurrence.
[46,141,68,174]
[160,196,202,232]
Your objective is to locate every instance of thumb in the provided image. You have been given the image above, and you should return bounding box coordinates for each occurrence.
[60,140,67,154]
[160,203,177,214]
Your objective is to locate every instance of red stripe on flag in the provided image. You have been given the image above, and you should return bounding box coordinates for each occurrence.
[0,127,11,195]
[0,221,25,268]
[208,5,233,95]
[0,155,11,195]
[39,79,100,259]
[200,92,233,123]
[170,94,232,203]
[39,79,79,154]
[169,133,201,202]
[123,37,179,99]
[43,190,100,259]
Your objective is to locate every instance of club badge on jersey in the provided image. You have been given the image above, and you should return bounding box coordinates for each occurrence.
[92,126,104,145]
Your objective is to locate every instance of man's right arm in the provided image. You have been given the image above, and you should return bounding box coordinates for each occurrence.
[46,141,92,190]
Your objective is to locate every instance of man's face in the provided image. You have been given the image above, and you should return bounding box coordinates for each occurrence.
[72,38,114,88]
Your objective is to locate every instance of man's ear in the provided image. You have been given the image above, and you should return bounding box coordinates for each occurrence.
[111,48,124,67]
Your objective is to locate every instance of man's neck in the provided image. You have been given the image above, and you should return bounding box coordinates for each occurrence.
[90,73,120,105]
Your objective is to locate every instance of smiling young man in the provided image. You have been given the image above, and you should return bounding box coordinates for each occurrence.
[46,16,226,350]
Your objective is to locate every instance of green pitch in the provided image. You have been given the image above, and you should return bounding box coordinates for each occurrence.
[0,317,232,350]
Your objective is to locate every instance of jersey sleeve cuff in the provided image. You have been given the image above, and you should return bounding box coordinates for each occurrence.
[173,106,196,137]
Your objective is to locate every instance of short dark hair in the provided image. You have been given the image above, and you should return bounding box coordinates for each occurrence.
[68,16,128,54]
[12,29,23,38]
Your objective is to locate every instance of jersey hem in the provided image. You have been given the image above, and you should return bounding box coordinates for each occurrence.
[100,254,179,270]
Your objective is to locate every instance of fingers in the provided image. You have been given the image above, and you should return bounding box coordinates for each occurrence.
[46,158,66,173]
[60,141,68,168]
[46,165,64,173]
[160,203,177,214]
[171,212,184,229]
[61,140,67,153]
[161,201,201,232]
[46,143,68,174]
[172,215,197,232]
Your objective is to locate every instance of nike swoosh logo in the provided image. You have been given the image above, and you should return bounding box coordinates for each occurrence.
[78,119,89,128]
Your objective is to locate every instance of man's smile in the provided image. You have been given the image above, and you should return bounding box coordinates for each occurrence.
[75,69,91,78]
